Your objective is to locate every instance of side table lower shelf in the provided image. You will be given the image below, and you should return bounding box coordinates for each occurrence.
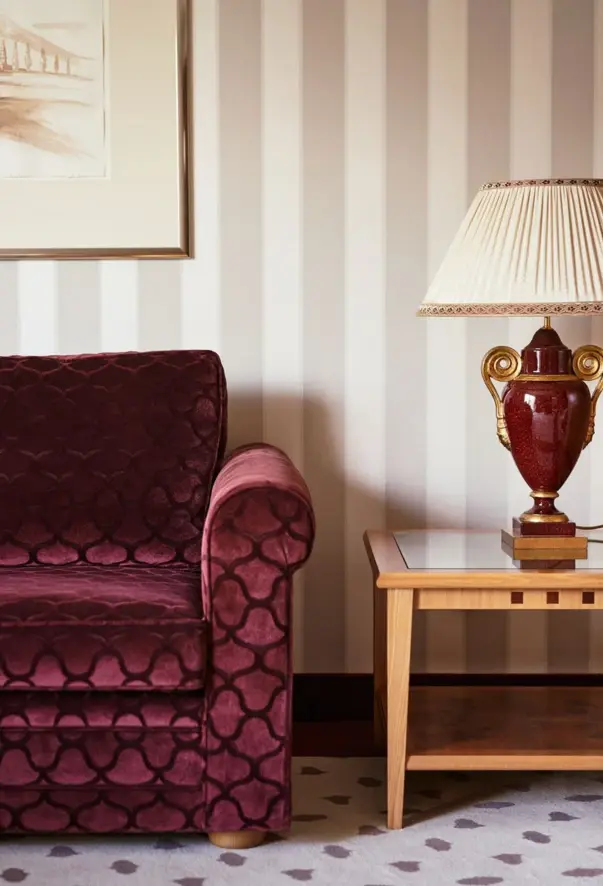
[378,684,603,772]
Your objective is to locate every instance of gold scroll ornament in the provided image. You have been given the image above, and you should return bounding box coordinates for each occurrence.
[572,344,603,448]
[482,343,603,451]
[481,345,521,450]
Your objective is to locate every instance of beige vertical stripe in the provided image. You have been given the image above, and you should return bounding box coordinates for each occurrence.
[551,0,595,179]
[550,0,594,397]
[507,0,551,673]
[589,0,603,672]
[137,263,183,351]
[262,0,305,670]
[0,265,20,355]
[426,0,468,673]
[465,0,511,673]
[219,0,264,448]
[548,0,595,673]
[386,0,429,673]
[182,0,221,353]
[596,0,603,180]
[344,0,387,672]
[262,0,303,459]
[57,263,101,354]
[302,0,346,672]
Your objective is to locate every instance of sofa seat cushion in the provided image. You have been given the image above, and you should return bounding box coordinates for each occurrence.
[0,691,205,794]
[0,566,206,691]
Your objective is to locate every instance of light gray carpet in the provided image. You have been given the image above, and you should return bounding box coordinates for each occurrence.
[3,757,603,884]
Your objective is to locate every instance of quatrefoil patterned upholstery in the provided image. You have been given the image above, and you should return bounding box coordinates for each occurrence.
[0,351,315,836]
[0,566,206,691]
[0,350,227,566]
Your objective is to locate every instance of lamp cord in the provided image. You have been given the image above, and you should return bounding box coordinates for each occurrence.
[575,523,603,544]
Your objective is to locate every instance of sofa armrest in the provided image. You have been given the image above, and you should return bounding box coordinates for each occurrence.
[201,443,315,832]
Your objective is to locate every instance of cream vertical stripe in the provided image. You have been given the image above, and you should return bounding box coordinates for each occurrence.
[302,0,346,671]
[589,0,603,673]
[219,0,264,449]
[100,262,139,352]
[385,0,428,674]
[465,0,511,533]
[465,0,511,674]
[507,0,551,673]
[262,0,305,670]
[426,0,468,673]
[182,0,221,353]
[507,0,552,537]
[18,262,58,355]
[344,0,387,672]
[548,0,595,674]
[0,265,20,355]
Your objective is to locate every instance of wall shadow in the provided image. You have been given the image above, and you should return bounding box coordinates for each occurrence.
[226,392,430,674]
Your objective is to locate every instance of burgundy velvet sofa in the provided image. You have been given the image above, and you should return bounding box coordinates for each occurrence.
[0,350,314,848]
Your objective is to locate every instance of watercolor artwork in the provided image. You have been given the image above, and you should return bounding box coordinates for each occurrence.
[0,0,106,178]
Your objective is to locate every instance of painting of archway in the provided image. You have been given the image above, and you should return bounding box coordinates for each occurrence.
[0,0,106,178]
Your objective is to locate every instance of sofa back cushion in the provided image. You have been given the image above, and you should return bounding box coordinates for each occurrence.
[0,350,227,566]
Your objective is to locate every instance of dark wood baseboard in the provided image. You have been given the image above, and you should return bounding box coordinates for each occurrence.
[293,721,376,756]
[293,672,603,723]
[293,673,373,722]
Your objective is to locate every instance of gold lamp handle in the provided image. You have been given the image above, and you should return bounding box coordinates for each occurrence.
[481,346,521,451]
[572,344,603,448]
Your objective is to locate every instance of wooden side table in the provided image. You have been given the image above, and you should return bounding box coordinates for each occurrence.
[364,528,603,830]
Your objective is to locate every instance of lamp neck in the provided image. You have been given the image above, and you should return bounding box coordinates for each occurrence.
[522,322,570,375]
[543,316,551,330]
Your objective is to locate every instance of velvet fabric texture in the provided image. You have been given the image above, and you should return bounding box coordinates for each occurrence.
[0,566,206,691]
[202,445,315,833]
[0,350,227,566]
[0,693,206,833]
[0,352,315,835]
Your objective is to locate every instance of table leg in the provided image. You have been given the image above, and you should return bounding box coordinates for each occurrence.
[387,588,414,829]
[373,584,386,750]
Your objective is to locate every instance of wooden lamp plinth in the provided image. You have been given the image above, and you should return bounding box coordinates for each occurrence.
[501,526,588,561]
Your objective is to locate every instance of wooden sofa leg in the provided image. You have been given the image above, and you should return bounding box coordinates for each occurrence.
[208,831,266,849]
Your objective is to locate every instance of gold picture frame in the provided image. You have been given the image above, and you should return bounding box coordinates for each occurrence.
[0,0,192,259]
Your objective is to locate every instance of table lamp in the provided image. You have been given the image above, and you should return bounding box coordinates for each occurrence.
[418,179,603,552]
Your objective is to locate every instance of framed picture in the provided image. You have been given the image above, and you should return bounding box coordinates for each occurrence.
[0,0,191,258]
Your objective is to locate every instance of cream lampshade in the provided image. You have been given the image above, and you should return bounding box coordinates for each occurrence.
[419,178,603,317]
[417,179,603,553]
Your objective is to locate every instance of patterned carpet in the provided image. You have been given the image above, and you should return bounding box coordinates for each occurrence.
[3,757,603,885]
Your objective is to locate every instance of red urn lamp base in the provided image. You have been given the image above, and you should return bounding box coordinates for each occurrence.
[482,320,603,544]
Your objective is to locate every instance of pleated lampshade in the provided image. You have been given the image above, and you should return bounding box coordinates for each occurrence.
[418,179,603,317]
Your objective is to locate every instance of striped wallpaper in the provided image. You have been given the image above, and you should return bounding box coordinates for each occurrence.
[4,0,603,674]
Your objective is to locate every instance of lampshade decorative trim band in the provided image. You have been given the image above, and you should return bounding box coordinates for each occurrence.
[481,178,603,190]
[417,302,603,317]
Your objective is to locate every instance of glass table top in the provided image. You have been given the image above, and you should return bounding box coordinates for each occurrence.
[395,530,603,571]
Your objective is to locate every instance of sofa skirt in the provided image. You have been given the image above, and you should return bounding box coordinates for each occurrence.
[0,690,207,834]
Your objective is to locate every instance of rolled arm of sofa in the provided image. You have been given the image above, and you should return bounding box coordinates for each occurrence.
[201,443,315,833]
